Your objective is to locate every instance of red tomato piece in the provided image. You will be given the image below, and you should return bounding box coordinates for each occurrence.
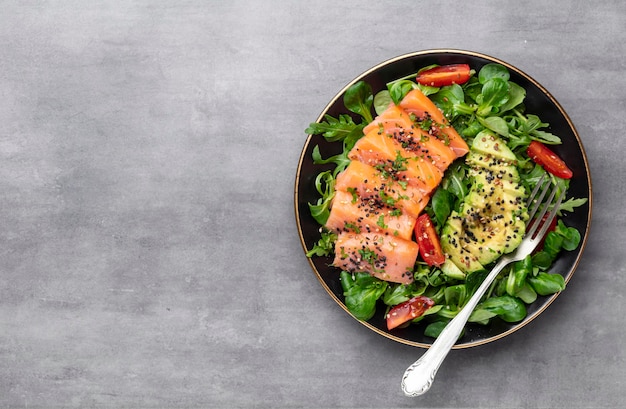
[386,296,435,330]
[415,64,471,87]
[533,214,558,251]
[414,214,445,267]
[527,141,573,179]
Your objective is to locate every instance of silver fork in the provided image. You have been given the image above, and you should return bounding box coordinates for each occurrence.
[401,175,566,397]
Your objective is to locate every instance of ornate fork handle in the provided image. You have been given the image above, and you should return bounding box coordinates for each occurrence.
[401,179,564,397]
[400,257,508,397]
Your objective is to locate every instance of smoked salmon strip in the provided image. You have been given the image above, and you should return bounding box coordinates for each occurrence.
[335,160,428,219]
[333,232,419,284]
[348,128,443,194]
[325,190,416,241]
[399,89,470,158]
[362,104,456,171]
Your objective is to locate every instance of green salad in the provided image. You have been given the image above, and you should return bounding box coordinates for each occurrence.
[305,62,587,338]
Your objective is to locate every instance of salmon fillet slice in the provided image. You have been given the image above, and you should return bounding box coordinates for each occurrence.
[348,129,443,194]
[399,89,469,158]
[325,190,416,241]
[363,103,412,136]
[335,160,428,219]
[362,104,457,171]
[333,232,419,284]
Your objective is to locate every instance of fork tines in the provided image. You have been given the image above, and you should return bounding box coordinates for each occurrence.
[525,175,566,241]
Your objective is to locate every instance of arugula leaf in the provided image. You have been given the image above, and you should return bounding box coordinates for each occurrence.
[521,114,547,133]
[306,114,363,142]
[311,145,350,173]
[508,110,562,146]
[307,170,335,225]
[558,197,588,214]
[306,230,337,257]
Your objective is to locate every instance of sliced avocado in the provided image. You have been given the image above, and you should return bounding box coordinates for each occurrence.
[467,155,520,182]
[471,130,517,162]
[440,258,466,280]
[468,170,526,208]
[440,212,484,273]
[458,200,526,265]
[467,130,520,182]
[441,131,528,273]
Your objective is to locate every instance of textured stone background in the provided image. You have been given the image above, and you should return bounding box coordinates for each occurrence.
[0,1,623,408]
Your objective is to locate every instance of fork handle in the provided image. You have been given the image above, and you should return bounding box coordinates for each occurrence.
[401,258,508,397]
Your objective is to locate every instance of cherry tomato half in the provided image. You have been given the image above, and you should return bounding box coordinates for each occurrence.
[386,296,435,330]
[527,141,573,179]
[415,64,471,87]
[414,213,445,267]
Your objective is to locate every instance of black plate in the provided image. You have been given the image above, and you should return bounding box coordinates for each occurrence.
[294,50,592,348]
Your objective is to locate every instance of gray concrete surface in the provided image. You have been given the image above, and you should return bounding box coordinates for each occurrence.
[0,1,623,408]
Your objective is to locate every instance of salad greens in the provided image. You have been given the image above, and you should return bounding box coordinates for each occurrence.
[305,62,587,339]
